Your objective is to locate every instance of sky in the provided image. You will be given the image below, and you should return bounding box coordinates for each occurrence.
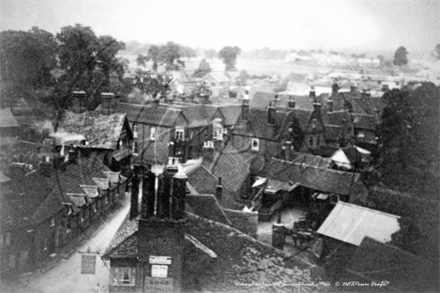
[0,0,439,55]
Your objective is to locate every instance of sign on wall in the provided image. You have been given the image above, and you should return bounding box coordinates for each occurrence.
[144,277,173,292]
[81,253,96,274]
[149,256,172,265]
[151,265,168,278]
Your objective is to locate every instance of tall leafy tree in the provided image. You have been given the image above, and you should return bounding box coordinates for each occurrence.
[0,27,57,87]
[218,46,241,71]
[136,42,184,71]
[193,59,211,77]
[377,83,439,197]
[393,46,408,67]
[55,24,125,111]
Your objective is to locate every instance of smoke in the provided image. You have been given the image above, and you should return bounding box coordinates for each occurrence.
[34,120,86,157]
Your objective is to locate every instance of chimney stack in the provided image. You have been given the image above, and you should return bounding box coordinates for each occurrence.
[288,96,296,108]
[202,141,215,162]
[141,168,156,219]
[241,98,249,121]
[332,80,339,97]
[273,94,279,108]
[268,101,276,125]
[130,165,142,220]
[309,87,316,101]
[40,160,53,177]
[216,177,223,203]
[172,170,188,220]
[101,92,115,115]
[72,91,86,113]
[350,84,358,94]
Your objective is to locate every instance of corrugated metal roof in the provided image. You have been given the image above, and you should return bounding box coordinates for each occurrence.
[317,201,400,246]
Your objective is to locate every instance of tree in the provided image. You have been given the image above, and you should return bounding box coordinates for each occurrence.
[179,46,197,61]
[0,27,57,87]
[55,24,125,111]
[393,46,408,67]
[377,83,439,196]
[193,59,211,78]
[432,44,440,60]
[218,46,241,71]
[136,42,184,71]
[205,49,217,59]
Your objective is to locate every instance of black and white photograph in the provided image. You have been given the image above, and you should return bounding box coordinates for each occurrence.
[0,0,439,292]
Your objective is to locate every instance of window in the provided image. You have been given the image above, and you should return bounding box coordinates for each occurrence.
[251,138,259,151]
[316,135,321,146]
[111,267,136,286]
[50,217,55,227]
[133,124,138,139]
[133,141,138,154]
[309,136,314,148]
[213,127,223,140]
[150,127,156,141]
[175,127,184,140]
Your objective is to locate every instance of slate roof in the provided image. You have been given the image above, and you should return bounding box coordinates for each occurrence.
[278,94,314,110]
[0,108,19,128]
[346,237,439,293]
[0,169,54,230]
[217,104,242,126]
[317,202,400,246]
[174,104,223,128]
[58,111,128,149]
[114,102,185,127]
[256,158,367,203]
[291,153,332,168]
[186,194,232,226]
[323,125,343,141]
[291,109,314,131]
[104,212,328,293]
[352,114,377,130]
[203,145,257,196]
[232,108,296,140]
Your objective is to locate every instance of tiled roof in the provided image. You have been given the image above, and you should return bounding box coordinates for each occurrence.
[0,108,19,128]
[317,202,400,246]
[186,194,232,226]
[327,110,351,126]
[323,125,343,141]
[291,109,313,131]
[346,237,439,293]
[58,111,127,149]
[187,165,219,195]
[177,104,222,128]
[104,213,328,293]
[352,114,377,130]
[232,108,296,140]
[291,153,332,168]
[217,104,242,126]
[115,102,185,127]
[257,158,367,202]
[204,145,257,194]
[278,94,314,110]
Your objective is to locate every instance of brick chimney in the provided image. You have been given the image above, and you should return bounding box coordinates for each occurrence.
[172,169,187,220]
[216,177,223,203]
[267,102,276,125]
[130,165,142,220]
[202,141,215,162]
[284,140,292,161]
[309,87,316,101]
[350,84,358,94]
[241,98,249,121]
[273,94,279,108]
[101,92,115,115]
[288,96,296,108]
[72,90,86,113]
[141,168,156,219]
[332,80,339,97]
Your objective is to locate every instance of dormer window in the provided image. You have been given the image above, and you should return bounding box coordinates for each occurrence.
[133,125,138,139]
[251,138,259,151]
[175,127,185,140]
